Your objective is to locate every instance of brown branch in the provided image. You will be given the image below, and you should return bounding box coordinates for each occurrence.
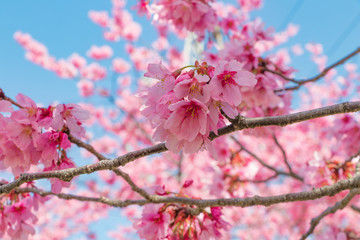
[15,187,147,207]
[272,134,296,175]
[340,149,360,169]
[350,204,360,213]
[300,189,360,240]
[301,160,360,239]
[68,133,153,200]
[210,101,360,140]
[0,90,23,109]
[1,101,360,194]
[234,174,279,183]
[68,134,107,161]
[263,66,300,84]
[13,176,360,210]
[273,47,360,92]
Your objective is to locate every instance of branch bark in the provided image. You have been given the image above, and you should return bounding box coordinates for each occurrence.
[1,101,360,194]
[13,175,360,210]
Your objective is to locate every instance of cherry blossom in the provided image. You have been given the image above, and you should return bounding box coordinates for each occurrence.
[52,103,89,138]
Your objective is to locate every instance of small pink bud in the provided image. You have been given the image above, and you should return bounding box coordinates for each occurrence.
[183,179,193,188]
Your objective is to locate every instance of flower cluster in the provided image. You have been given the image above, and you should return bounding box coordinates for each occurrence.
[134,183,230,239]
[89,0,142,41]
[0,93,88,183]
[142,60,256,153]
[150,0,218,38]
[0,184,40,240]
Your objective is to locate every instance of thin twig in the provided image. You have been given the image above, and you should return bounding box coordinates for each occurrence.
[301,160,360,239]
[68,134,153,200]
[231,136,303,181]
[300,189,360,240]
[272,134,293,174]
[340,149,360,169]
[350,205,360,213]
[177,151,184,183]
[15,187,147,208]
[234,174,279,183]
[263,66,300,84]
[0,89,23,108]
[68,134,107,161]
[273,47,360,92]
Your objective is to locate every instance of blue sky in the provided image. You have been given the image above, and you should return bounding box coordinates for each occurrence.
[0,0,359,239]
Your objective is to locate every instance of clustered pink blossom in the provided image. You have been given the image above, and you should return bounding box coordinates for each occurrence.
[150,0,218,38]
[0,94,88,178]
[89,1,142,42]
[133,185,230,240]
[87,45,113,60]
[0,188,40,240]
[142,60,257,153]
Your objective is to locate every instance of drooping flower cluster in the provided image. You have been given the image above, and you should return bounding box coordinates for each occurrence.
[0,92,88,183]
[0,184,40,240]
[133,183,230,240]
[142,60,257,153]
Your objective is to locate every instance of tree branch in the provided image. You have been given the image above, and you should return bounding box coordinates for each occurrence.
[234,174,280,183]
[1,101,360,194]
[15,187,147,207]
[300,189,360,240]
[271,47,360,92]
[301,160,360,239]
[68,133,153,200]
[272,134,295,175]
[13,175,360,210]
[68,134,107,161]
[210,101,360,140]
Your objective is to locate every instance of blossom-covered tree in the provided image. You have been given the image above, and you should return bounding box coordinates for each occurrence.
[1,0,360,239]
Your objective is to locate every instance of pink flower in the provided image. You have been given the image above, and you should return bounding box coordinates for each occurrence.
[152,0,218,37]
[238,0,262,11]
[87,45,113,60]
[68,53,87,69]
[112,58,131,73]
[81,63,107,81]
[43,157,75,193]
[164,99,208,142]
[152,37,169,51]
[55,59,78,78]
[4,198,37,239]
[122,21,142,41]
[77,79,95,97]
[132,0,151,16]
[305,43,323,55]
[199,207,231,240]
[88,11,109,27]
[51,103,89,138]
[174,71,211,103]
[0,100,13,112]
[144,63,176,97]
[36,131,71,167]
[134,204,170,240]
[209,60,257,106]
